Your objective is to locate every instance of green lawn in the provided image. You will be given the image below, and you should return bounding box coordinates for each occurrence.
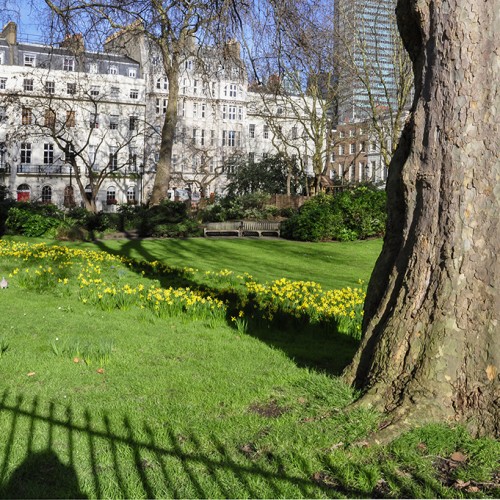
[41,236,383,290]
[0,237,497,499]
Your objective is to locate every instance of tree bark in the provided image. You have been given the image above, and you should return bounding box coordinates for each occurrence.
[344,0,499,437]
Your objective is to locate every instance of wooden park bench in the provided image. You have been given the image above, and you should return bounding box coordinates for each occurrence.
[204,221,281,238]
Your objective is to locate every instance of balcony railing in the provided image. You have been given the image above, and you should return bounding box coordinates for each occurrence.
[17,164,73,176]
[16,164,142,177]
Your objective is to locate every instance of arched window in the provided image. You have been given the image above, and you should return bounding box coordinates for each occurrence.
[41,185,52,204]
[17,183,30,202]
[127,186,136,204]
[106,187,117,205]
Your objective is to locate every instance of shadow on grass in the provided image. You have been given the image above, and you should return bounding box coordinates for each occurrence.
[0,390,317,498]
[81,238,361,376]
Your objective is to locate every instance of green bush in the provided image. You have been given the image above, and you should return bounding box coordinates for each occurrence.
[137,201,199,237]
[200,193,280,222]
[282,187,386,242]
[5,204,66,237]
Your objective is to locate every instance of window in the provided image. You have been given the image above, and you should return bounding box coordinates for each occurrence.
[228,83,237,97]
[22,107,32,125]
[128,68,137,78]
[201,103,206,118]
[263,125,269,139]
[24,53,36,67]
[90,113,99,129]
[109,148,118,171]
[109,114,119,129]
[129,148,137,170]
[292,126,298,139]
[249,124,255,138]
[110,86,120,97]
[23,78,33,91]
[43,143,54,164]
[349,129,354,137]
[130,89,139,99]
[0,106,6,122]
[350,143,356,154]
[339,130,344,138]
[88,146,96,167]
[156,98,167,115]
[193,80,198,94]
[44,109,56,128]
[200,129,205,146]
[210,130,215,146]
[339,144,345,155]
[0,78,6,89]
[108,65,118,75]
[192,128,197,145]
[185,60,192,70]
[277,107,283,115]
[106,187,117,204]
[349,163,355,181]
[41,186,52,204]
[248,152,255,163]
[193,103,198,118]
[127,187,136,203]
[370,141,377,152]
[64,144,75,163]
[20,143,31,164]
[228,105,236,120]
[223,130,236,147]
[45,81,55,94]
[156,77,168,90]
[90,86,100,96]
[129,116,138,131]
[63,57,75,71]
[89,63,98,73]
[67,82,76,95]
[238,106,243,120]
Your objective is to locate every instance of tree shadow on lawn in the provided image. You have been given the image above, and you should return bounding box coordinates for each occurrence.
[89,238,360,376]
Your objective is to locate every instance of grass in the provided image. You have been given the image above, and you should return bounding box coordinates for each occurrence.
[10,235,383,290]
[0,237,498,499]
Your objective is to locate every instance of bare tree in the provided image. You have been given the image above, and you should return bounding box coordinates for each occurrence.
[4,67,144,212]
[242,0,337,196]
[344,0,499,438]
[43,0,246,206]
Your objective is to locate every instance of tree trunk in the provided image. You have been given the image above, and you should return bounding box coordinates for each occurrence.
[149,64,179,206]
[344,0,499,437]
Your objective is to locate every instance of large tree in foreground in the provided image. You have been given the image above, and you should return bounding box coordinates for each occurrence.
[344,0,499,437]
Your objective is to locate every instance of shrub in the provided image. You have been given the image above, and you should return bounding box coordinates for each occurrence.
[200,193,280,222]
[282,187,386,242]
[137,201,198,237]
[5,204,66,237]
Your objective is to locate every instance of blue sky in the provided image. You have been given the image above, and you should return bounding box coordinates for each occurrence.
[5,0,46,41]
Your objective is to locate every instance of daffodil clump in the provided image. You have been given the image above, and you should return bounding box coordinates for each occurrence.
[0,240,366,337]
[242,277,365,337]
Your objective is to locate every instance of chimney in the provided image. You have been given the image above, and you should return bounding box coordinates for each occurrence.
[60,33,85,54]
[1,21,17,45]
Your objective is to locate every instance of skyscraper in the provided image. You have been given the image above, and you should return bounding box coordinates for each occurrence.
[334,0,400,123]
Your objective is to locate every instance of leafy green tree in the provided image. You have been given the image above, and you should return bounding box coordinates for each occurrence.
[226,154,305,196]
